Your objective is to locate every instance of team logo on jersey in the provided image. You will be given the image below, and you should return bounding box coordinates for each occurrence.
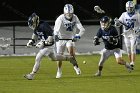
[102,36,110,40]
[125,18,136,30]
[64,22,76,31]
[36,32,44,36]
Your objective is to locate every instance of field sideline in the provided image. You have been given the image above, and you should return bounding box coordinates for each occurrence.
[0,54,140,93]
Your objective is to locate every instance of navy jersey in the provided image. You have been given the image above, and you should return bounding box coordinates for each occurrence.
[96,26,121,50]
[34,21,53,40]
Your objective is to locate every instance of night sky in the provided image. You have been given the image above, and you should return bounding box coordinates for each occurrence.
[0,0,129,21]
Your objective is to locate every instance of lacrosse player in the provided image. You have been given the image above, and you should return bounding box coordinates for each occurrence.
[24,13,79,80]
[93,16,133,76]
[114,1,140,68]
[53,4,85,78]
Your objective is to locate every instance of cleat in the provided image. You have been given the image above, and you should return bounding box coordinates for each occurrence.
[56,71,62,79]
[125,62,133,72]
[24,74,34,80]
[94,71,101,76]
[74,66,81,75]
[130,62,134,68]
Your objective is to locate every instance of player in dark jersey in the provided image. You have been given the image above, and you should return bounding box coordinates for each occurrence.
[24,13,78,80]
[93,16,133,76]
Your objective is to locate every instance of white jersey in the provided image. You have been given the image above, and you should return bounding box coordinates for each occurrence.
[54,14,85,39]
[119,12,140,37]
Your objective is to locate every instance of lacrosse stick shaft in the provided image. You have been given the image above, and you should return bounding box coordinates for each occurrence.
[59,39,73,40]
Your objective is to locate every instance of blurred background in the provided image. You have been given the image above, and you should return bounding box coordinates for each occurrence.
[0,0,139,55]
[0,0,129,21]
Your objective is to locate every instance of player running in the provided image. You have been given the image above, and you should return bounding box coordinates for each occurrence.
[54,4,85,78]
[93,16,133,76]
[114,1,140,69]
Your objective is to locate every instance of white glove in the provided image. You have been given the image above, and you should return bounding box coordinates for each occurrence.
[114,17,121,27]
[27,40,34,47]
[36,41,45,49]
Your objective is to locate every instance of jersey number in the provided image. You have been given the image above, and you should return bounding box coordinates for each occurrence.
[125,22,134,30]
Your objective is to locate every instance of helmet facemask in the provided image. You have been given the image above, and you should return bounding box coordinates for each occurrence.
[100,21,110,30]
[64,13,73,20]
[28,13,39,30]
[100,16,111,30]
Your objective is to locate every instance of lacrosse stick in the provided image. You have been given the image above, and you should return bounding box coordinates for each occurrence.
[94,6,105,14]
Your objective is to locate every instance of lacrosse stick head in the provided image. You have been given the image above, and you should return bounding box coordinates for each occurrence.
[126,1,135,13]
[28,13,39,30]
[64,4,74,20]
[94,5,105,14]
[100,16,111,30]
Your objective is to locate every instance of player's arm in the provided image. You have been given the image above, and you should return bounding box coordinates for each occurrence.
[53,16,62,36]
[93,30,102,46]
[108,27,119,45]
[75,15,85,37]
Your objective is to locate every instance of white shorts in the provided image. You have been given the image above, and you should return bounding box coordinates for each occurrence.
[124,36,137,54]
[100,48,122,58]
[56,40,75,54]
[38,46,54,56]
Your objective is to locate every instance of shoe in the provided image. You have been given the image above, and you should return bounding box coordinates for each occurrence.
[125,62,133,72]
[94,71,101,76]
[56,71,62,78]
[24,74,34,80]
[74,66,81,75]
[130,62,134,67]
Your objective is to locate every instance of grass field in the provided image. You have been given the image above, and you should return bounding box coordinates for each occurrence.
[0,54,140,93]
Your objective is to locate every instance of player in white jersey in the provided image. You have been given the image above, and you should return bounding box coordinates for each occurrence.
[54,4,85,78]
[114,1,140,69]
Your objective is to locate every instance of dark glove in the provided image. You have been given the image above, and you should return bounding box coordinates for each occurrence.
[108,36,118,45]
[54,35,59,42]
[26,39,35,47]
[93,36,100,46]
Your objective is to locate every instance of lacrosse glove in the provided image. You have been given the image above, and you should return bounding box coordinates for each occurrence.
[73,34,81,42]
[108,36,118,45]
[27,39,35,47]
[93,36,100,46]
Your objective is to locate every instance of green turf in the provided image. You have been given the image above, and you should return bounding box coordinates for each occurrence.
[0,55,140,93]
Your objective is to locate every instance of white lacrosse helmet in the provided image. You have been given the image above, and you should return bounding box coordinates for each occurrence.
[64,4,74,20]
[126,1,135,13]
[28,13,39,30]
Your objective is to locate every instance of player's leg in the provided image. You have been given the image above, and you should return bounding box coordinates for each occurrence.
[55,41,65,78]
[130,37,137,67]
[66,41,81,75]
[124,37,132,62]
[114,48,133,72]
[24,48,48,80]
[95,48,110,76]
